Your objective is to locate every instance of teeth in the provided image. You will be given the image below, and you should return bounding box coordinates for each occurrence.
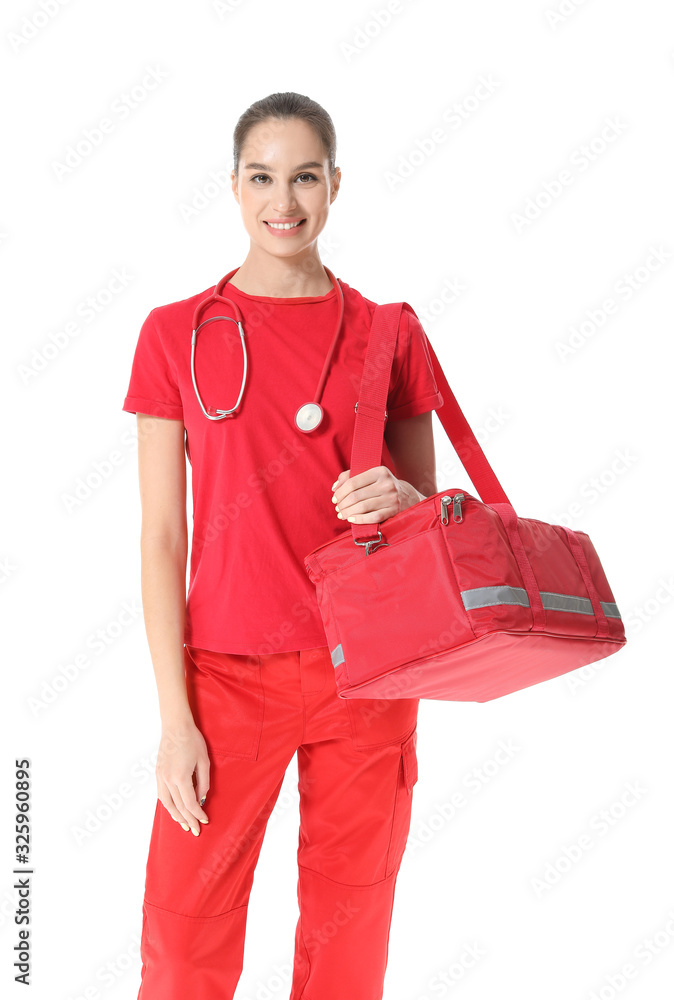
[267,220,303,229]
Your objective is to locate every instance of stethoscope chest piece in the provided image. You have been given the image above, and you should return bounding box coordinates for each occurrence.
[295,402,324,432]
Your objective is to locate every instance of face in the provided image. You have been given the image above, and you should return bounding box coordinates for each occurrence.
[231,117,340,258]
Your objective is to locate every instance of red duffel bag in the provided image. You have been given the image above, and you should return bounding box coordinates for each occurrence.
[303,301,627,702]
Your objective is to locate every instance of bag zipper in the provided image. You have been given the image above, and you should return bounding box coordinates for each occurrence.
[440,493,465,525]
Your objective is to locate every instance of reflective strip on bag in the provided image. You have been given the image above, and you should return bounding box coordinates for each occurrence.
[460,585,622,618]
[330,588,622,670]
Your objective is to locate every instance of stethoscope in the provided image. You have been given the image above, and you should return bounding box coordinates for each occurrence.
[190,265,345,432]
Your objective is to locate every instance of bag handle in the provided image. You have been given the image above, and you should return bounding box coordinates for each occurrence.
[349,302,513,549]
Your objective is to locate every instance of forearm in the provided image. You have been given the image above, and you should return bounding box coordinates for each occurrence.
[140,535,191,727]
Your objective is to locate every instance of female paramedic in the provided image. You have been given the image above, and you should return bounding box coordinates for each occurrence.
[121,91,443,1000]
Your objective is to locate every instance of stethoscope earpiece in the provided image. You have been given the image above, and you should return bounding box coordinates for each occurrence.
[191,266,344,432]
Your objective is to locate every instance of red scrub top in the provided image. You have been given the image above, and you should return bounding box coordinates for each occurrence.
[122,273,444,656]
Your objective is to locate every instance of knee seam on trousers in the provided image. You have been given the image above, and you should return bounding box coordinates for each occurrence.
[143,897,249,922]
[298,862,397,890]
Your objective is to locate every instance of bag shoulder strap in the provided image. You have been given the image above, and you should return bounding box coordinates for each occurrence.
[350,301,512,544]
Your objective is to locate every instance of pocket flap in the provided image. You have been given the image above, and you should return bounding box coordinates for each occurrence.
[401,728,418,794]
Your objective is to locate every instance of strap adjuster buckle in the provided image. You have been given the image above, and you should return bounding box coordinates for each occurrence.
[353,528,389,555]
[354,401,388,420]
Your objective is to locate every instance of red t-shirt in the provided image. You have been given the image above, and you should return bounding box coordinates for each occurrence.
[122,274,443,655]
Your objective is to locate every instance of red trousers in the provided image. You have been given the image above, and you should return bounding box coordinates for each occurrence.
[137,644,419,1000]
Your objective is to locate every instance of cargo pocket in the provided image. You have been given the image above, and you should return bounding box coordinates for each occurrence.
[184,645,264,761]
[345,693,419,750]
[385,728,419,877]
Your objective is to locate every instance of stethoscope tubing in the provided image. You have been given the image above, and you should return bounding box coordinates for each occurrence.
[190,266,345,430]
[190,313,247,419]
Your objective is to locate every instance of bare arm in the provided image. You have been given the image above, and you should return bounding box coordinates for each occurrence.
[384,409,438,501]
[137,413,190,721]
[136,413,209,834]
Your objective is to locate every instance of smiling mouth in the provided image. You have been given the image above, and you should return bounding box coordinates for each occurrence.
[264,219,307,230]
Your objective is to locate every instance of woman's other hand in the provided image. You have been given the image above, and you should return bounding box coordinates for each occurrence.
[156,719,210,836]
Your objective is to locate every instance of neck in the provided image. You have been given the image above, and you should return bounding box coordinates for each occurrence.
[228,253,332,297]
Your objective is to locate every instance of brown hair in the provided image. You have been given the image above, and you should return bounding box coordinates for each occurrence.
[232,92,337,179]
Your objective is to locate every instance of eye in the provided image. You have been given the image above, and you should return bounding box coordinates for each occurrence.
[249,172,318,184]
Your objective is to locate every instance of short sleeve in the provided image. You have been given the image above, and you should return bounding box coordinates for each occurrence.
[386,306,444,420]
[122,309,184,420]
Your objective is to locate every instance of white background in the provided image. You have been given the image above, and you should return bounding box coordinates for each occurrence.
[2,1,673,998]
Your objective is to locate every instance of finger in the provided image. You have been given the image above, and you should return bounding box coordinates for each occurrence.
[157,779,191,830]
[173,778,208,835]
[335,473,392,507]
[336,466,385,498]
[192,756,211,823]
[345,495,397,521]
[346,510,390,523]
[330,471,349,500]
[337,492,391,516]
[167,779,201,835]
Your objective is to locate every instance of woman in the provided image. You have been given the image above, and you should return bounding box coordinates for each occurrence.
[122,91,443,1000]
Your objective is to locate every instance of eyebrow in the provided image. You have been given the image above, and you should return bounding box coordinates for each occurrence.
[243,161,324,172]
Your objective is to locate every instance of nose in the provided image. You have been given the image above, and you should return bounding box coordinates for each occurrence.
[271,183,298,213]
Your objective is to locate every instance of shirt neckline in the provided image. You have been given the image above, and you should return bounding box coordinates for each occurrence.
[223,280,338,305]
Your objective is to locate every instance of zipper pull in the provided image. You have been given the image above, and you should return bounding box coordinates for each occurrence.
[452,493,464,522]
[440,495,452,525]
